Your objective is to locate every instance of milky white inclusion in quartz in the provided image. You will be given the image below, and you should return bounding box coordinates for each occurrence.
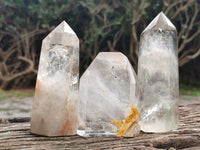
[138,12,179,132]
[31,21,79,136]
[78,52,140,137]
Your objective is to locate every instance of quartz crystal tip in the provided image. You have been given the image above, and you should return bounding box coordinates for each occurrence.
[43,21,79,47]
[138,12,178,132]
[30,20,79,136]
[52,21,76,35]
[142,12,176,34]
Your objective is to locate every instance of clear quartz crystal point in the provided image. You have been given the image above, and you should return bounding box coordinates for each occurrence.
[31,21,79,136]
[138,12,179,132]
[78,52,140,137]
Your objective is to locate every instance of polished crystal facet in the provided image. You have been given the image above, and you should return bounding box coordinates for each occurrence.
[138,12,179,132]
[78,52,139,137]
[31,21,79,136]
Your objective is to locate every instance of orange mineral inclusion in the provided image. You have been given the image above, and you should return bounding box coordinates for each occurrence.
[35,79,42,94]
[110,104,140,137]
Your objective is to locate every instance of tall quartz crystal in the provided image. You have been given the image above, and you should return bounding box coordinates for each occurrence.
[78,52,140,137]
[31,21,79,136]
[138,12,179,132]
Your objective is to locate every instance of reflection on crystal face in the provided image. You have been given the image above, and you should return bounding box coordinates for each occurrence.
[78,52,139,137]
[31,21,79,136]
[47,45,70,77]
[138,12,179,132]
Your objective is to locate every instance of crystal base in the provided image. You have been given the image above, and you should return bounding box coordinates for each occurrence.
[77,130,117,137]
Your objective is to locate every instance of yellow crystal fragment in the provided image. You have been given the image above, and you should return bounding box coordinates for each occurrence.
[110,104,140,137]
[109,120,123,127]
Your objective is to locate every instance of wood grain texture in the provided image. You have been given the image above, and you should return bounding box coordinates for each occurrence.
[0,103,200,150]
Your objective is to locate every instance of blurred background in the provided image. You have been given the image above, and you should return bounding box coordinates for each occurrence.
[0,0,199,117]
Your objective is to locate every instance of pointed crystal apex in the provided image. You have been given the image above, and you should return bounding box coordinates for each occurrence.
[51,21,76,35]
[43,20,79,48]
[142,12,176,34]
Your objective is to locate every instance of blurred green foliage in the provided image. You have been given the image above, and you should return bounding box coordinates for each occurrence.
[0,89,34,101]
[180,84,200,96]
[0,0,199,89]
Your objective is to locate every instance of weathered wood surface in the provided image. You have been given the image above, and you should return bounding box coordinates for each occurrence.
[0,103,200,150]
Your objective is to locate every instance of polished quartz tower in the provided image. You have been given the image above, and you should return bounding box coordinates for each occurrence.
[78,52,140,137]
[31,21,79,136]
[138,12,179,132]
